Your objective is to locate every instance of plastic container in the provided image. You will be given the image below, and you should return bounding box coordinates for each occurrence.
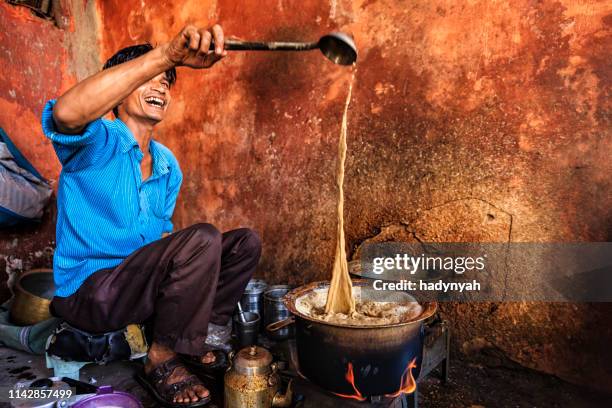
[71,385,142,408]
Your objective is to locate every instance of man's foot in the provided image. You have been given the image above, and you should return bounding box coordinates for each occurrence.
[200,351,216,365]
[180,349,228,377]
[146,343,210,405]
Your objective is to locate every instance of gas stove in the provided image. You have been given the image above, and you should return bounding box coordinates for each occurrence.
[271,315,450,408]
[291,375,413,408]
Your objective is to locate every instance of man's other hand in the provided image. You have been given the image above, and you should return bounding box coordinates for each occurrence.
[163,25,227,69]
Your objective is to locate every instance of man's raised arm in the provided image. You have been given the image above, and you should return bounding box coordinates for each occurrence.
[53,25,226,134]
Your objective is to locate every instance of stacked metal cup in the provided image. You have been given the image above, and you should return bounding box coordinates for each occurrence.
[263,285,295,340]
[239,279,268,331]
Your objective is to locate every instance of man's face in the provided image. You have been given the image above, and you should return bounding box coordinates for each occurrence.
[119,72,172,123]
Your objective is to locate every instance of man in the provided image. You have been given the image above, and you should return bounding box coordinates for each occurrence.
[42,25,260,406]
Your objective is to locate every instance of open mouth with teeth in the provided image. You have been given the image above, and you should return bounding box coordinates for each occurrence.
[144,96,166,109]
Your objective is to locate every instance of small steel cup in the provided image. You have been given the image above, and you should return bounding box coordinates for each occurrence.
[233,311,260,348]
[239,279,268,331]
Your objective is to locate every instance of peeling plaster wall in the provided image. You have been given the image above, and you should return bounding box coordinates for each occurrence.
[95,0,611,277]
[0,0,609,392]
[96,0,612,390]
[0,0,101,299]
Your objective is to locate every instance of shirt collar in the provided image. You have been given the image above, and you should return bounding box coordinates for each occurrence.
[114,118,139,153]
[149,141,170,177]
[114,118,170,178]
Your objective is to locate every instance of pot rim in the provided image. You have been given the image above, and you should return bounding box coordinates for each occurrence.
[283,279,437,329]
[11,269,54,326]
[15,269,54,298]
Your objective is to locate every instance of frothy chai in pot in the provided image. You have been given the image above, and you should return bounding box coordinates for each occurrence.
[303,287,423,326]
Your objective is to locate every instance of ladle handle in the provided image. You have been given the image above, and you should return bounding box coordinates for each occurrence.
[211,39,318,52]
[236,301,247,323]
[266,316,295,332]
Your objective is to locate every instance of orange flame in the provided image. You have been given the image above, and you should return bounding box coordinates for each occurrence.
[385,357,418,397]
[332,362,367,401]
[332,358,418,401]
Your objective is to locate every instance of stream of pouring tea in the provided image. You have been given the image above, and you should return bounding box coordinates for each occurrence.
[325,70,356,315]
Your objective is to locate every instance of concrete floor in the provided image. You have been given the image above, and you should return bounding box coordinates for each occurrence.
[0,347,157,407]
[2,345,611,408]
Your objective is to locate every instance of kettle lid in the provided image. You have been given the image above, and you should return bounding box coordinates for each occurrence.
[233,346,273,375]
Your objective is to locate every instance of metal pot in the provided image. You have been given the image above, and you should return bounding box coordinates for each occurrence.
[10,269,54,326]
[269,280,437,397]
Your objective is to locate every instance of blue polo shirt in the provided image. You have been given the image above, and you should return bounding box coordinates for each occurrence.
[41,100,183,297]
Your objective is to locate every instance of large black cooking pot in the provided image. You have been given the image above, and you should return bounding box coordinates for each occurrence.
[269,280,437,397]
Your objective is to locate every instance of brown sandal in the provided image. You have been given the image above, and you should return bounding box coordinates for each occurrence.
[181,349,228,377]
[135,356,211,407]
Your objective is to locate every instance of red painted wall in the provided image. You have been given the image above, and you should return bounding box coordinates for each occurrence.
[96,0,611,275]
[0,3,71,178]
[0,2,69,300]
[96,0,612,390]
[0,0,99,300]
[0,0,610,392]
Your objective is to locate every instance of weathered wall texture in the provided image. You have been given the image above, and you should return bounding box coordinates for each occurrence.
[0,0,100,299]
[0,0,609,393]
[95,0,611,390]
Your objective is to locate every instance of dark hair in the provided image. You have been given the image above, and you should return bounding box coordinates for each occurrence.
[102,43,177,117]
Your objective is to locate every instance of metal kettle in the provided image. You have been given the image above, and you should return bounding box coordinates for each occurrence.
[224,346,292,408]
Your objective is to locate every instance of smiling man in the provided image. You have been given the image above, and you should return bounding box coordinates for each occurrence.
[41,25,260,406]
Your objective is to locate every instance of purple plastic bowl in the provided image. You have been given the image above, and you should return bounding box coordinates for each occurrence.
[72,385,143,408]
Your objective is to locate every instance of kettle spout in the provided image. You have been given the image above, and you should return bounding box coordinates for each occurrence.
[272,380,293,407]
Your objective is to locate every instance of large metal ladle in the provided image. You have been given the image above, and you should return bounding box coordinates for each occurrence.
[211,32,357,65]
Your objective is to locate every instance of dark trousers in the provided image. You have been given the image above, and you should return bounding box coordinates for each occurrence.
[50,223,261,355]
